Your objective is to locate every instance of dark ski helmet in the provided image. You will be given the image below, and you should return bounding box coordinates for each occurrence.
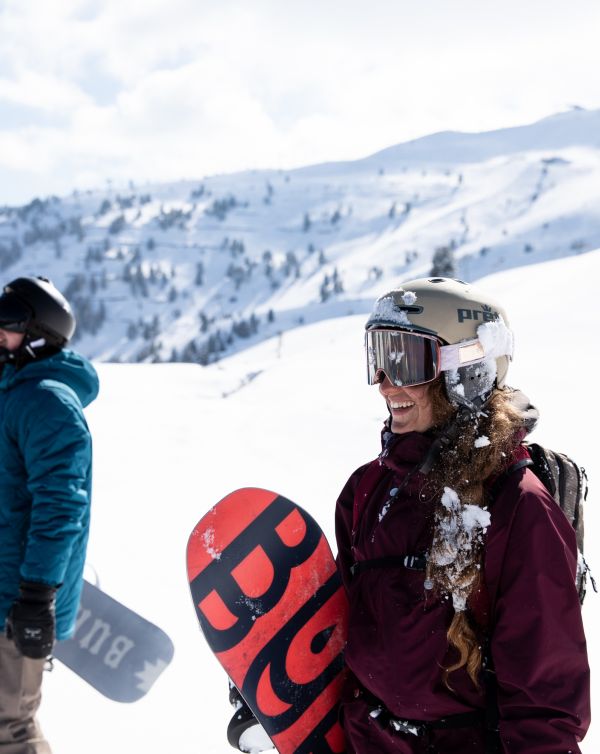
[0,276,75,347]
[365,277,513,409]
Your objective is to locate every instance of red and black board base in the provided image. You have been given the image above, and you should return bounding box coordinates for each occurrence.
[186,488,348,754]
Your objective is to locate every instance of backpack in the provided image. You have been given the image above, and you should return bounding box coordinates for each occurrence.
[471,441,592,603]
[514,442,592,603]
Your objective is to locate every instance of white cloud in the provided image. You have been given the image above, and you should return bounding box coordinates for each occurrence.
[0,70,91,112]
[0,0,599,203]
[0,127,66,172]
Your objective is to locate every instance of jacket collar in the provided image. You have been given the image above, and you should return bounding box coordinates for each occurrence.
[378,423,435,476]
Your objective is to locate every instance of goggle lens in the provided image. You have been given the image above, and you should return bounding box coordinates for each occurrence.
[0,293,31,334]
[0,321,27,333]
[365,329,441,387]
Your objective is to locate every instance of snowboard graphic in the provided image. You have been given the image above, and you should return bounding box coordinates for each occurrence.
[187,488,348,754]
[53,579,174,702]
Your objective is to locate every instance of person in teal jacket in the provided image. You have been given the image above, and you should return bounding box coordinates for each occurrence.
[0,276,99,754]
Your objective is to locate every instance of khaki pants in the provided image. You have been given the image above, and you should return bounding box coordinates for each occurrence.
[0,634,51,754]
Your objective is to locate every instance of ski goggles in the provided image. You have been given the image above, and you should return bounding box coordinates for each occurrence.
[0,294,30,333]
[365,329,486,387]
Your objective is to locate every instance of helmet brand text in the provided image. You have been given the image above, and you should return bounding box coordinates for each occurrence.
[457,307,499,324]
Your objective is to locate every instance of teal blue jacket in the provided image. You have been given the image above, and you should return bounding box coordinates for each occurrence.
[0,349,99,640]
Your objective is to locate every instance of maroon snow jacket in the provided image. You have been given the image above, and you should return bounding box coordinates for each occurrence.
[335,428,590,754]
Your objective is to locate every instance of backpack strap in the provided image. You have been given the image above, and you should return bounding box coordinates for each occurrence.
[350,554,427,578]
[486,447,533,501]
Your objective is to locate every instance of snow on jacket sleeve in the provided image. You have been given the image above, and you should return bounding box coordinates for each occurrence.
[486,469,590,754]
[12,380,93,588]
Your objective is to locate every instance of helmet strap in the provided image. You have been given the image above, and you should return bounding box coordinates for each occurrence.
[8,336,60,370]
[24,337,46,357]
[444,359,497,413]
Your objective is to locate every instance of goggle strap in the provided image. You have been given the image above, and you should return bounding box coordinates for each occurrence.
[439,339,486,371]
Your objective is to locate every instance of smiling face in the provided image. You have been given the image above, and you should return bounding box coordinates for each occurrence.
[378,374,435,434]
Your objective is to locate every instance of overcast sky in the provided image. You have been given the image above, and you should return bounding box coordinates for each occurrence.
[1,0,599,205]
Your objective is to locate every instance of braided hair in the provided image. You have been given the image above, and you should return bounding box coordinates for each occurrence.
[425,378,524,687]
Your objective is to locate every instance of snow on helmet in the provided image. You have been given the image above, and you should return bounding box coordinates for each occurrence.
[365,277,513,409]
[0,276,75,347]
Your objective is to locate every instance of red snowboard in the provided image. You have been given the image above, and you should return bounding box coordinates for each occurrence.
[187,488,348,754]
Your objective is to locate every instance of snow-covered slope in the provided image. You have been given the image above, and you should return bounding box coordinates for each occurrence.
[357,108,600,166]
[0,108,599,365]
[39,249,599,753]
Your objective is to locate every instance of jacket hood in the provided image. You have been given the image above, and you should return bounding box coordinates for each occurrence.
[0,349,99,407]
[506,387,539,435]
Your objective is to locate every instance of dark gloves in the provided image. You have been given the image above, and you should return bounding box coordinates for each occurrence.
[6,582,56,659]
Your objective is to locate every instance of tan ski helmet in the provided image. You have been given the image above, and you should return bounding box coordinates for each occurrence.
[365,277,513,401]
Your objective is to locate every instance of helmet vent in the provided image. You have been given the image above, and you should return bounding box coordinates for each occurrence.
[427,277,468,285]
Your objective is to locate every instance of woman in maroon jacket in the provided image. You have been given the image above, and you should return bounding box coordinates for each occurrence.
[336,277,590,753]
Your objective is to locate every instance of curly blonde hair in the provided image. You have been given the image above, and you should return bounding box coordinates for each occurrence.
[425,378,524,687]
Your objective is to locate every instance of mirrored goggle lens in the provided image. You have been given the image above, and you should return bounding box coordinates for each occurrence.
[365,329,440,387]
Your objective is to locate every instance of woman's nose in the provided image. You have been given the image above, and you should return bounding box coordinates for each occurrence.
[378,374,396,395]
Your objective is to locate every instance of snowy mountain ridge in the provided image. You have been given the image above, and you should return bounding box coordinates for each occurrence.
[0,107,598,364]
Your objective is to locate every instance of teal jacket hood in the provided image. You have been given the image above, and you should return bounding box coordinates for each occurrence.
[0,349,99,407]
